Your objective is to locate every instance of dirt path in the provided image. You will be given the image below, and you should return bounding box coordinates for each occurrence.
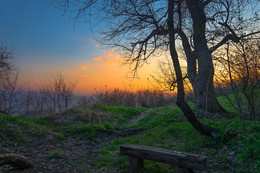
[127,111,148,127]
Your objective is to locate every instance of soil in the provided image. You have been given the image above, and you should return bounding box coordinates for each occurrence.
[0,113,148,173]
[127,111,148,127]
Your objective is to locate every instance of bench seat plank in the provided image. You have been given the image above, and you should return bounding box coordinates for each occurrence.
[120,144,206,171]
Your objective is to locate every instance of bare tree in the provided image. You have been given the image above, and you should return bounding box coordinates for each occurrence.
[53,0,259,136]
[60,75,77,110]
[215,39,260,122]
[0,46,24,115]
[41,73,77,113]
[0,45,14,81]
[53,0,259,114]
[0,72,23,114]
[22,88,49,117]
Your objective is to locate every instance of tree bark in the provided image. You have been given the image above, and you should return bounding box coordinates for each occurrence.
[193,75,227,113]
[168,0,221,137]
[185,0,226,113]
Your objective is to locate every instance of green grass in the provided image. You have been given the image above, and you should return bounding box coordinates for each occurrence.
[0,115,52,142]
[70,158,87,171]
[95,106,260,173]
[48,150,64,160]
[217,95,240,114]
[89,104,147,127]
[132,106,182,128]
[65,124,105,140]
[0,114,52,128]
[51,104,147,140]
[54,134,66,141]
[217,89,260,115]
[61,104,147,130]
[1,90,259,173]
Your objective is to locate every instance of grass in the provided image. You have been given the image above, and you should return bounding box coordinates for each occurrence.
[132,106,182,128]
[0,90,259,172]
[0,115,52,142]
[89,104,147,128]
[65,124,106,140]
[95,106,260,173]
[48,150,64,160]
[58,104,147,130]
[217,89,260,115]
[0,104,146,144]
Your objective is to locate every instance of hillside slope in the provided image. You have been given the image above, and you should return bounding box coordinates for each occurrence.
[0,102,259,173]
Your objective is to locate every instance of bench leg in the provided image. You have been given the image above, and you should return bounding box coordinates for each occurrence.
[178,167,194,173]
[129,157,143,173]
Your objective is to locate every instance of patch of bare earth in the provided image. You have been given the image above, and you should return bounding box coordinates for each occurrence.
[127,111,148,127]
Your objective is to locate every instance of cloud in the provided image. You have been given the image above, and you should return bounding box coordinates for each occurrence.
[95,44,100,47]
[92,57,103,62]
[92,50,124,65]
[80,65,87,70]
[107,50,114,56]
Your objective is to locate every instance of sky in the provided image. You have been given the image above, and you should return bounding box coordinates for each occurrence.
[0,0,158,94]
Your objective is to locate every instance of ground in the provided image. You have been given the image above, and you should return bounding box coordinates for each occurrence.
[0,108,148,173]
[0,103,259,173]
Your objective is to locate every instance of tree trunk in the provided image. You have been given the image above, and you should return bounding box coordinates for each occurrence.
[168,0,221,137]
[193,72,227,113]
[185,0,226,113]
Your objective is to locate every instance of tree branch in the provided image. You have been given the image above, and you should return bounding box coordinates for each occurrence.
[176,29,197,82]
[203,0,214,8]
[209,30,260,53]
[209,34,237,53]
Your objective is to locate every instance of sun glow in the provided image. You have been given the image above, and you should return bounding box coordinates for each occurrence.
[72,50,161,94]
[18,47,177,95]
[80,65,87,70]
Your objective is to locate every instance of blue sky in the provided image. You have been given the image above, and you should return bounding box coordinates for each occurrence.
[0,0,101,63]
[0,0,155,93]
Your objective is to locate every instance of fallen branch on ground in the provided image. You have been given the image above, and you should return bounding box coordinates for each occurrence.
[0,154,33,169]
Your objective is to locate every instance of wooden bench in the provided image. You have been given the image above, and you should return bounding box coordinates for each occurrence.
[120,144,207,173]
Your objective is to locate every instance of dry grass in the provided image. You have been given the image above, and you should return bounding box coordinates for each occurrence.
[92,88,176,108]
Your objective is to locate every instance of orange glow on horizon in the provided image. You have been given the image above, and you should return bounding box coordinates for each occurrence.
[19,49,173,94]
[80,65,87,70]
[92,57,103,62]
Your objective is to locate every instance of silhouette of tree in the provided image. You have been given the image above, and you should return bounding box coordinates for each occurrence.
[54,0,259,113]
[54,0,259,137]
[0,45,13,81]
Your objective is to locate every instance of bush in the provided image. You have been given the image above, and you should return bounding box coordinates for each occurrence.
[92,88,175,108]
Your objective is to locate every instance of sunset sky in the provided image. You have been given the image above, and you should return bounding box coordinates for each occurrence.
[0,0,160,94]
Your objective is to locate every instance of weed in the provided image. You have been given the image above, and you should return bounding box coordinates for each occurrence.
[54,134,66,141]
[70,158,86,170]
[97,149,110,155]
[0,148,13,154]
[103,122,113,129]
[48,150,63,160]
[65,124,108,140]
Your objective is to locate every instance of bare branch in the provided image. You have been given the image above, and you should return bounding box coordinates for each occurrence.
[203,0,214,8]
[209,30,260,53]
[0,46,14,80]
[209,34,238,53]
